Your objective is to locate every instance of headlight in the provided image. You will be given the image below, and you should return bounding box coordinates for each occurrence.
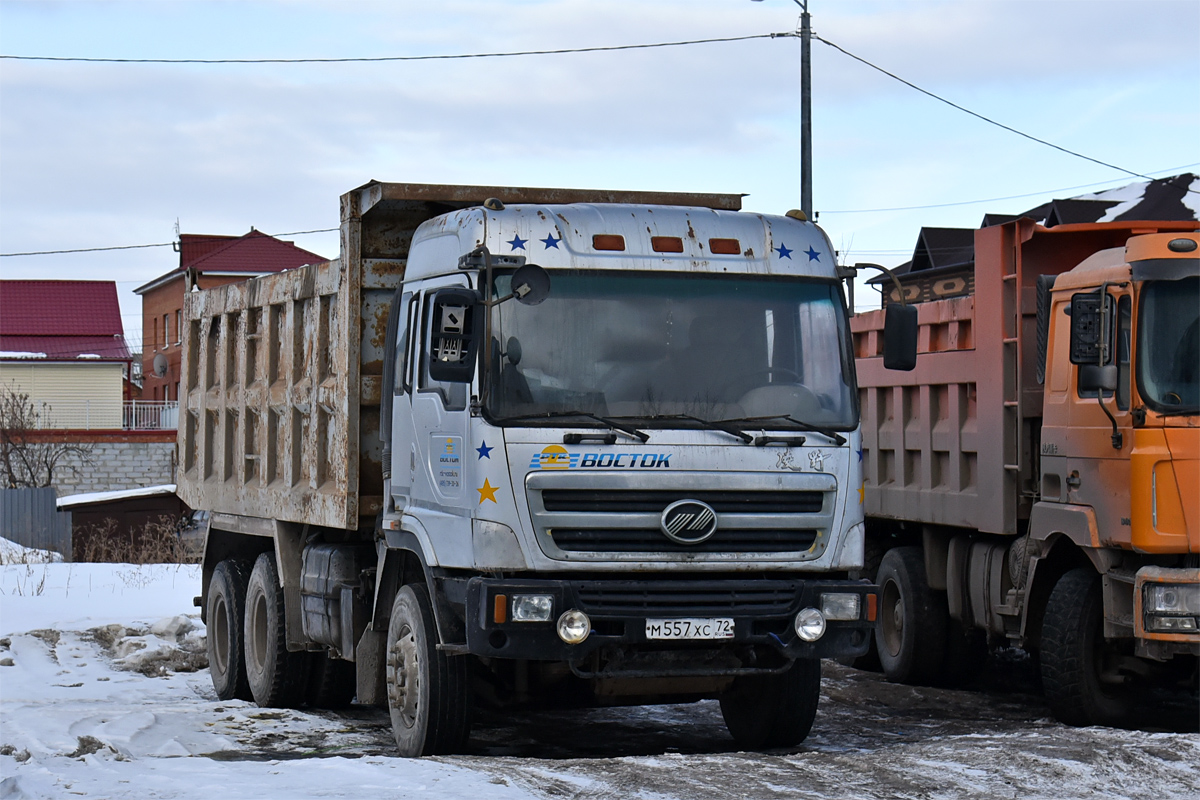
[794,607,827,642]
[1144,584,1200,615]
[820,592,861,621]
[511,594,554,623]
[556,610,591,644]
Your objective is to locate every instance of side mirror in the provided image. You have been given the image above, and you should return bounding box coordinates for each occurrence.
[1069,292,1110,365]
[1079,364,1118,393]
[883,303,918,371]
[428,287,483,383]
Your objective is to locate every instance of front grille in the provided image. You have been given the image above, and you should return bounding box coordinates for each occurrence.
[552,528,817,553]
[541,489,824,514]
[574,580,800,617]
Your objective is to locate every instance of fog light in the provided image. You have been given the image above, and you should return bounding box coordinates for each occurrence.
[511,594,554,622]
[821,592,861,621]
[556,609,591,644]
[1147,616,1198,632]
[794,607,826,642]
[1144,584,1200,615]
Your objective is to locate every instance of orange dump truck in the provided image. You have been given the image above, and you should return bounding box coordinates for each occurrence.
[851,218,1198,726]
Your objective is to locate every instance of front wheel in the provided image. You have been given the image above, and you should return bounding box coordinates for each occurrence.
[719,658,821,749]
[1040,568,1134,727]
[386,584,472,756]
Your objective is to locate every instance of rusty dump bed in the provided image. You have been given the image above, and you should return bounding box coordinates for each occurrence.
[176,181,743,530]
[851,218,1198,537]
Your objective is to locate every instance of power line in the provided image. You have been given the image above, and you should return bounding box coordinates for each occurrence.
[0,227,336,258]
[0,33,790,65]
[821,164,1200,214]
[814,35,1163,185]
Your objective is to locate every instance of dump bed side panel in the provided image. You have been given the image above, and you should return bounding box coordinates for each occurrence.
[177,259,360,530]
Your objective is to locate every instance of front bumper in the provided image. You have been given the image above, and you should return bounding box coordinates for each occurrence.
[464,576,876,677]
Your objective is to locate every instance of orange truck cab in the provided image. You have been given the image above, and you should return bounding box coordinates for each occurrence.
[852,219,1198,727]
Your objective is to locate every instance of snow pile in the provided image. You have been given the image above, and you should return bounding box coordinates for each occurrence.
[0,538,64,565]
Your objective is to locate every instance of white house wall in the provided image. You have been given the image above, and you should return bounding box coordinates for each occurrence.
[0,362,124,429]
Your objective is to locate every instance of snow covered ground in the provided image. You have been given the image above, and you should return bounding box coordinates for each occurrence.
[1,558,1197,800]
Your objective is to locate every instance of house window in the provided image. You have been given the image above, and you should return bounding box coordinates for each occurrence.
[175,310,182,345]
[163,314,170,349]
[152,318,159,351]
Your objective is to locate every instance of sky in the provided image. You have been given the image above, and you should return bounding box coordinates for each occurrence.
[1,0,1197,353]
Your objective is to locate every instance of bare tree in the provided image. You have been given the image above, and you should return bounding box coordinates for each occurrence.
[0,388,94,489]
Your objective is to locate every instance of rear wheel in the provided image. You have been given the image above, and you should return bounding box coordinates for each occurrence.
[719,658,821,749]
[386,584,472,756]
[1040,568,1134,726]
[206,558,253,701]
[875,546,947,685]
[244,553,309,708]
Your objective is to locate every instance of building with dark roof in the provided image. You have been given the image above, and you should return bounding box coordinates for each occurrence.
[869,173,1200,306]
[0,280,133,428]
[133,229,327,405]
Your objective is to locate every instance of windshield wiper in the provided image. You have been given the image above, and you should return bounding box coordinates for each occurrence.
[714,414,848,447]
[611,414,754,444]
[489,410,649,442]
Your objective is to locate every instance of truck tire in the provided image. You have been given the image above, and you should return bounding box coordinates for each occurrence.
[307,652,357,709]
[244,552,310,708]
[206,558,253,701]
[1040,568,1133,727]
[719,658,821,749]
[386,584,472,756]
[875,546,947,685]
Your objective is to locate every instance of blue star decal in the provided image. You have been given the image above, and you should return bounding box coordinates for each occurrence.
[805,246,821,262]
[775,243,792,259]
[541,233,561,249]
[476,441,493,460]
[857,447,864,463]
[507,235,527,251]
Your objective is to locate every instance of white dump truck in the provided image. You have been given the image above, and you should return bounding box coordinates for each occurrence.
[179,181,902,755]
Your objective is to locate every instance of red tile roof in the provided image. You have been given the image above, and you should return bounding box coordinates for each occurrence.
[187,230,327,274]
[0,281,130,361]
[0,334,131,360]
[135,229,328,294]
[0,281,124,337]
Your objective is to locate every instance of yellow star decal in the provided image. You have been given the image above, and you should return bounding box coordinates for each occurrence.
[477,478,499,504]
[859,481,865,504]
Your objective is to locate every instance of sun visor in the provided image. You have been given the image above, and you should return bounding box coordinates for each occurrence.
[1131,257,1200,282]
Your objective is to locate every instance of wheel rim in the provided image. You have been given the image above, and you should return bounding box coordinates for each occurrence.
[211,594,229,674]
[880,578,904,657]
[250,591,269,672]
[387,622,420,730]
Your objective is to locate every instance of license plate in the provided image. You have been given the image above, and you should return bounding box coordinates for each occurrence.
[645,618,735,640]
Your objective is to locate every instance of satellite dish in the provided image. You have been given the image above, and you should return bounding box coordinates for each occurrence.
[153,353,169,378]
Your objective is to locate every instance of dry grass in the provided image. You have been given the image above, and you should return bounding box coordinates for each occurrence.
[73,516,201,564]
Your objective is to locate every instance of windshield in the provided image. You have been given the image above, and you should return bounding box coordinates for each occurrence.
[1138,276,1199,414]
[485,271,858,430]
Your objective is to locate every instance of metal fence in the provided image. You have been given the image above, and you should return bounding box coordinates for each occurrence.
[0,487,72,560]
[23,400,179,431]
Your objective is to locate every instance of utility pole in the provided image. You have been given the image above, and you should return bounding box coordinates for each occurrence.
[799,0,812,219]
[753,0,812,216]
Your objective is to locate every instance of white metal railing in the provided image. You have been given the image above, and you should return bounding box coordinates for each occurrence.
[124,400,179,430]
[21,399,179,430]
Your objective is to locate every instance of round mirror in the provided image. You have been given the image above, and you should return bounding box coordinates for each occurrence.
[510,264,551,306]
[505,337,523,365]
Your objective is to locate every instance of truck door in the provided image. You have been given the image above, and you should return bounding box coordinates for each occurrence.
[388,291,416,511]
[410,278,476,516]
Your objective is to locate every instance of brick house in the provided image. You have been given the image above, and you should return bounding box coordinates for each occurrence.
[0,280,133,429]
[134,230,327,403]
